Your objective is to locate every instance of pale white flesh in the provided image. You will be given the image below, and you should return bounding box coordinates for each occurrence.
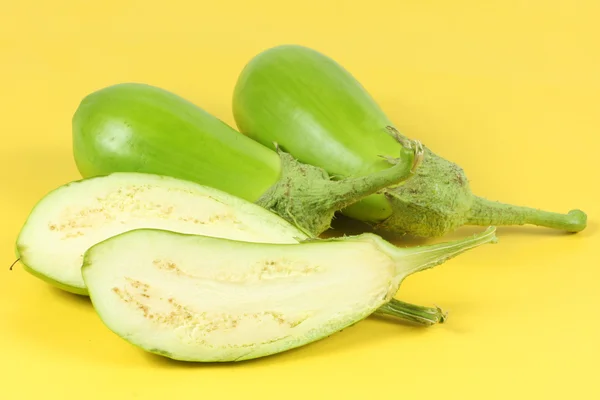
[16,173,308,294]
[82,229,402,362]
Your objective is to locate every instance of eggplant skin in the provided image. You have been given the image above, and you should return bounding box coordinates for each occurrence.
[234,45,402,176]
[73,82,281,203]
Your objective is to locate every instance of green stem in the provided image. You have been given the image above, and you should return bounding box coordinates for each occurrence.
[467,196,587,233]
[327,142,421,211]
[257,143,422,237]
[363,227,496,326]
[375,299,447,326]
[391,226,498,277]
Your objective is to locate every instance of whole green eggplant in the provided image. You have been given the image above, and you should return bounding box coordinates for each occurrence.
[232,45,587,237]
[72,83,421,237]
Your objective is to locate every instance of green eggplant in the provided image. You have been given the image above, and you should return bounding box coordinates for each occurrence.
[82,226,497,362]
[232,44,587,237]
[72,83,421,237]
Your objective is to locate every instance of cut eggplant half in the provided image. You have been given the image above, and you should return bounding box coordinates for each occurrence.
[15,173,308,294]
[82,227,496,362]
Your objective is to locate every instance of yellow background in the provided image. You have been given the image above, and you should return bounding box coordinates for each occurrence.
[1,1,598,398]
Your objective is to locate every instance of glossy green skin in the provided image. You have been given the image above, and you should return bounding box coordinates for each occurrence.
[233,45,403,222]
[73,83,281,203]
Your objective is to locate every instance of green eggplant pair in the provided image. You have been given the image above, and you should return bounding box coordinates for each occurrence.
[15,170,497,362]
[73,83,421,238]
[74,46,586,239]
